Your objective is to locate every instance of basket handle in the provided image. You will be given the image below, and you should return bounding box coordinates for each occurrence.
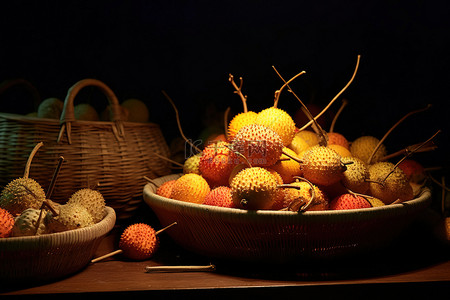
[57,78,125,144]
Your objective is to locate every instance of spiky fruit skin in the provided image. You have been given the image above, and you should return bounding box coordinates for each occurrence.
[170,174,210,204]
[327,132,350,149]
[227,111,258,142]
[268,147,302,184]
[341,156,370,194]
[368,162,414,204]
[255,107,296,146]
[350,136,387,164]
[12,208,48,236]
[288,134,310,155]
[0,177,46,216]
[232,124,283,167]
[329,193,371,210]
[301,145,345,186]
[295,130,319,147]
[156,180,176,198]
[266,169,285,210]
[46,203,94,233]
[0,207,14,238]
[398,159,426,184]
[183,153,202,175]
[67,188,106,223]
[230,167,278,210]
[203,186,235,208]
[328,144,351,158]
[280,181,328,211]
[119,223,158,260]
[199,141,237,187]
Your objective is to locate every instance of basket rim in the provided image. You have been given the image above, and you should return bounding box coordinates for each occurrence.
[143,174,432,220]
[0,111,162,127]
[0,206,116,244]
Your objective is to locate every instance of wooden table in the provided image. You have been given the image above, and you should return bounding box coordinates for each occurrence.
[2,205,449,298]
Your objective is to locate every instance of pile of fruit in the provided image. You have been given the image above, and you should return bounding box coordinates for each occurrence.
[157,56,437,212]
[0,142,106,238]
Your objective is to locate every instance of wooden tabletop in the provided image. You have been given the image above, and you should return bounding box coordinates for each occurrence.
[2,205,449,298]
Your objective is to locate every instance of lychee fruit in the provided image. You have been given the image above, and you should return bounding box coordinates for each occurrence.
[227,111,258,141]
[301,145,346,186]
[46,203,95,233]
[37,97,64,119]
[340,156,370,194]
[231,124,284,167]
[281,180,328,211]
[12,208,49,236]
[118,223,159,260]
[0,177,46,216]
[329,193,372,210]
[198,141,238,187]
[121,98,149,123]
[67,188,106,223]
[183,153,202,175]
[254,107,296,146]
[170,173,210,204]
[368,161,414,204]
[327,132,350,150]
[230,167,279,210]
[350,136,387,164]
[156,179,176,198]
[203,186,234,208]
[267,147,302,183]
[397,159,426,184]
[288,134,310,156]
[0,207,14,238]
[295,130,319,147]
[328,144,351,158]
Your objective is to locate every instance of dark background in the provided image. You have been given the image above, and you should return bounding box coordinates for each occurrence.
[1,0,449,170]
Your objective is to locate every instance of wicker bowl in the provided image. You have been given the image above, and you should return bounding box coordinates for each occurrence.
[0,206,116,282]
[143,174,432,263]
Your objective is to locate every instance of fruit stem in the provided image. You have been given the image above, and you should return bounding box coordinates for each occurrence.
[155,221,177,235]
[298,54,360,132]
[224,106,231,140]
[151,151,184,167]
[272,68,306,108]
[329,98,348,133]
[24,142,43,178]
[291,176,316,212]
[281,149,303,164]
[229,74,248,113]
[145,264,216,273]
[46,156,64,199]
[161,90,202,154]
[368,104,432,165]
[383,130,441,182]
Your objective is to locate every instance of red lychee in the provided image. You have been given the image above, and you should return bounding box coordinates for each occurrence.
[198,141,237,187]
[329,193,372,210]
[203,186,234,208]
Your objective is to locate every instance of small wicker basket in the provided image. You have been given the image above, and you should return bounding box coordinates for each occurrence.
[143,174,432,263]
[0,78,171,219]
[0,206,116,282]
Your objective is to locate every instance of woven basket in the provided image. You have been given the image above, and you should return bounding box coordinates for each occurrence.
[143,174,432,263]
[0,78,171,219]
[0,206,116,282]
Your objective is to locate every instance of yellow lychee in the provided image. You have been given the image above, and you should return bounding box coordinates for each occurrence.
[227,111,258,141]
[183,153,202,175]
[368,161,414,204]
[350,136,387,164]
[170,173,210,204]
[295,130,319,147]
[281,180,329,211]
[254,107,296,146]
[288,134,310,156]
[340,156,370,194]
[267,147,302,183]
[301,145,345,186]
[230,167,279,210]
